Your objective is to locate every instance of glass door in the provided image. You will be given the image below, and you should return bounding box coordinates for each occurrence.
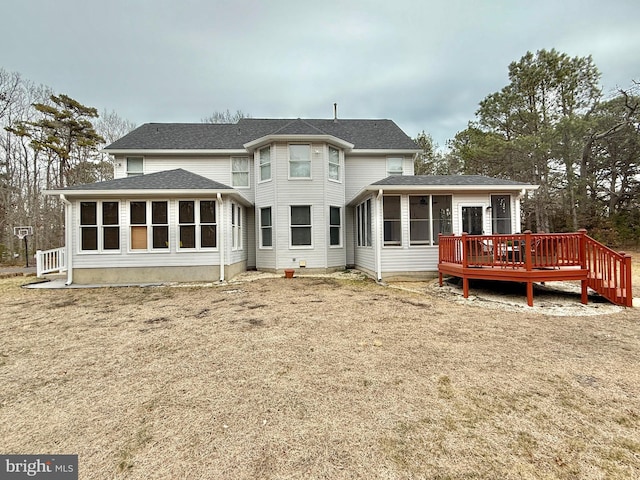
[461,206,484,235]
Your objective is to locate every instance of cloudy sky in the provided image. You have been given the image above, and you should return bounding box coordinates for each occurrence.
[4,0,639,147]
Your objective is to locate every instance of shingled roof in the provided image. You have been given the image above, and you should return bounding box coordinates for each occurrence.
[60,169,232,191]
[104,118,419,151]
[372,175,531,186]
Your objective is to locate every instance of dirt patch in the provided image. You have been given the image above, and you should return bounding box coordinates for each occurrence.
[0,274,638,479]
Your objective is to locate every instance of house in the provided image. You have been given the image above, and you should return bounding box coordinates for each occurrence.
[45,118,537,285]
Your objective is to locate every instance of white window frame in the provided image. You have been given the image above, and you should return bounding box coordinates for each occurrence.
[289,144,312,179]
[328,146,341,182]
[173,200,219,251]
[231,203,243,250]
[128,200,170,252]
[491,194,512,234]
[383,195,402,247]
[78,201,120,253]
[260,206,273,249]
[126,157,143,177]
[356,199,372,247]
[290,205,313,248]
[259,146,272,183]
[409,195,430,246]
[329,206,342,247]
[231,156,250,188]
[386,157,404,176]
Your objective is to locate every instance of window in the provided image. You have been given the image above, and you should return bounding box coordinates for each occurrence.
[80,202,98,251]
[432,195,452,244]
[383,196,401,246]
[491,195,512,234]
[329,206,341,246]
[80,201,120,251]
[126,157,143,177]
[130,201,168,250]
[328,146,340,181]
[289,144,311,178]
[259,146,271,182]
[291,205,312,246]
[231,157,249,187]
[102,202,120,250]
[387,157,403,176]
[179,201,196,248]
[200,201,217,248]
[356,199,372,247]
[178,200,217,249]
[260,207,272,247]
[409,196,430,245]
[232,203,242,250]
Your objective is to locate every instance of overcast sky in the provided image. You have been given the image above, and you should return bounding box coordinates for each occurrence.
[4,0,639,147]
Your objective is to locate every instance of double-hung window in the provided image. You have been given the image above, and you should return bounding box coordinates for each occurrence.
[259,146,271,182]
[290,205,312,246]
[130,201,168,250]
[178,200,217,249]
[231,157,249,187]
[328,146,340,181]
[260,207,272,248]
[491,195,512,234]
[383,196,401,246]
[126,157,143,177]
[356,199,372,247]
[329,206,341,246]
[289,144,311,178]
[409,196,430,246]
[387,157,403,176]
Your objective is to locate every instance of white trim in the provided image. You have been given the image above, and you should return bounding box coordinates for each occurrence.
[102,149,248,155]
[349,149,421,155]
[244,134,354,152]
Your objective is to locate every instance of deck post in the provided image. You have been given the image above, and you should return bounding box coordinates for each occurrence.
[581,280,588,305]
[578,229,587,268]
[524,230,532,271]
[526,281,534,307]
[463,277,469,298]
[461,232,468,268]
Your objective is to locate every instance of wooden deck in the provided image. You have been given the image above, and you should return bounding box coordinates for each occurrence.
[438,231,632,307]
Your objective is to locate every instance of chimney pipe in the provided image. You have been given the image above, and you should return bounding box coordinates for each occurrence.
[333,103,337,121]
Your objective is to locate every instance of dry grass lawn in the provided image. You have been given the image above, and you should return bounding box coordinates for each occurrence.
[0,270,639,479]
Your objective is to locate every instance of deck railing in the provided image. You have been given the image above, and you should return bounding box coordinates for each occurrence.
[438,230,633,307]
[36,247,66,277]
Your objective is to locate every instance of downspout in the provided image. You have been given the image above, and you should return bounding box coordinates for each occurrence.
[60,194,73,285]
[375,189,383,282]
[217,193,225,282]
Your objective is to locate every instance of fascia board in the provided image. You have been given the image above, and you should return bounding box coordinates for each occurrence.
[102,149,248,156]
[46,189,253,206]
[348,149,421,156]
[243,134,355,151]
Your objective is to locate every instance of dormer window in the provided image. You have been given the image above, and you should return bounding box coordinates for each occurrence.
[387,157,403,176]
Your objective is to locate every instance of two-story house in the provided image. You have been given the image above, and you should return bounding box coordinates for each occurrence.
[46,117,536,285]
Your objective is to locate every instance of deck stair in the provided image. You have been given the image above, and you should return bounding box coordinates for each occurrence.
[438,230,633,307]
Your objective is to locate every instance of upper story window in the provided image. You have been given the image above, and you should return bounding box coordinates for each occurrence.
[259,146,271,182]
[289,144,311,178]
[387,157,403,176]
[126,157,143,177]
[231,157,249,187]
[328,146,340,181]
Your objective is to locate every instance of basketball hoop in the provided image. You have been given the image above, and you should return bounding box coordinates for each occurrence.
[13,226,33,267]
[14,226,33,240]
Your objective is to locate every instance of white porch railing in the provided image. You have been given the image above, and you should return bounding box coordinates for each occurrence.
[36,247,67,277]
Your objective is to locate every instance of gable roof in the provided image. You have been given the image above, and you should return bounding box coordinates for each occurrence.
[104,118,419,152]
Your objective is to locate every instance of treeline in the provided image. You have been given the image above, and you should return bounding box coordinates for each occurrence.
[415,49,640,247]
[0,68,136,261]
